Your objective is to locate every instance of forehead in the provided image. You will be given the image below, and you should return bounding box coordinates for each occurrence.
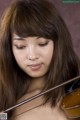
[12,33,38,40]
[12,33,49,42]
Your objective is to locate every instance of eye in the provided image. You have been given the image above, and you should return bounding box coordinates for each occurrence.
[38,42,49,47]
[14,45,26,49]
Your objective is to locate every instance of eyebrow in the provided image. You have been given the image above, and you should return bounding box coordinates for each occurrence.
[13,37,26,41]
[13,36,40,41]
[12,36,47,41]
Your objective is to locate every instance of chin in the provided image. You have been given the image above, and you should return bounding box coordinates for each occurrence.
[28,72,46,78]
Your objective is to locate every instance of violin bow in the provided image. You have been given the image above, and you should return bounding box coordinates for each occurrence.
[2,75,80,113]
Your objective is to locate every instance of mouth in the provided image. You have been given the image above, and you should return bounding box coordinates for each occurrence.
[28,63,42,71]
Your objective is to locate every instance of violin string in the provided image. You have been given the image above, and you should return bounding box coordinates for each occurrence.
[3,75,80,113]
[65,104,80,110]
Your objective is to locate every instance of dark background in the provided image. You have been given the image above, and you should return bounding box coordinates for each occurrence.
[0,0,80,58]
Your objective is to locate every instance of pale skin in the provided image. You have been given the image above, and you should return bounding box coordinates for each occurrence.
[11,33,68,120]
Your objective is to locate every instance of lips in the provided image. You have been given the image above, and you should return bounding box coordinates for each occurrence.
[28,63,42,70]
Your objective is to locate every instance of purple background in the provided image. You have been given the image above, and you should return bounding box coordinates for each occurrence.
[0,0,80,58]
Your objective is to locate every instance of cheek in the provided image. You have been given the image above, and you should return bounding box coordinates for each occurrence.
[40,46,53,69]
[46,48,53,65]
[12,48,24,65]
[42,44,53,61]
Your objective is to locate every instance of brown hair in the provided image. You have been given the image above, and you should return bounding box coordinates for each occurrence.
[0,0,79,119]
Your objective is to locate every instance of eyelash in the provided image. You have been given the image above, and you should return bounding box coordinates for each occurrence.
[15,42,49,49]
[38,42,49,46]
[15,45,26,49]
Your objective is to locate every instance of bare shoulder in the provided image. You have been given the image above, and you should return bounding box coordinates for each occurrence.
[13,103,68,120]
[13,93,68,120]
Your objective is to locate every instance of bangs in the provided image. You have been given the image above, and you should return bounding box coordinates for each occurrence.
[10,0,58,39]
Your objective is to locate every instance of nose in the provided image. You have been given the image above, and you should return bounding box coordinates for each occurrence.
[27,45,39,61]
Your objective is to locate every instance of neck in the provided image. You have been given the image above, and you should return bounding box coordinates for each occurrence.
[27,76,45,94]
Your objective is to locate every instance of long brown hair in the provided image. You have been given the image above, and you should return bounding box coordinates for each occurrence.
[0,0,79,119]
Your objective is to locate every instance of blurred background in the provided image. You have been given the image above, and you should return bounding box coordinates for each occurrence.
[0,0,80,58]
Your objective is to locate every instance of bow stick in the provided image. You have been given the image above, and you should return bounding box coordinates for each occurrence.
[2,75,80,113]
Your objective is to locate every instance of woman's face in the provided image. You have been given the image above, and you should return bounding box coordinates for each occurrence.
[12,33,54,78]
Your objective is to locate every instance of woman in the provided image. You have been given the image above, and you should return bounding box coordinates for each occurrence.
[0,0,80,119]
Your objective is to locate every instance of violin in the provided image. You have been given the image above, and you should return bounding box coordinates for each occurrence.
[60,87,80,120]
[0,76,80,120]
